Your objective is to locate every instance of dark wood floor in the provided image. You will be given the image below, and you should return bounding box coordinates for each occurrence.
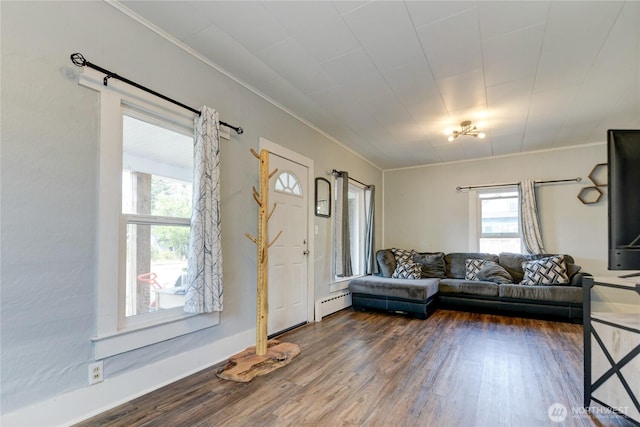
[77,309,635,427]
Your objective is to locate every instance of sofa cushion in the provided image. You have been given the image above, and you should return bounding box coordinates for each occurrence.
[499,252,576,283]
[349,276,440,301]
[376,249,396,278]
[521,255,570,285]
[567,263,582,280]
[413,252,446,278]
[465,259,495,280]
[499,283,582,304]
[392,261,422,279]
[438,278,499,297]
[476,263,513,284]
[391,248,417,265]
[446,253,499,279]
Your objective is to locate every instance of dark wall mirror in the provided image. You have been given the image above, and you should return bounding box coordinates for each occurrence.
[315,177,331,218]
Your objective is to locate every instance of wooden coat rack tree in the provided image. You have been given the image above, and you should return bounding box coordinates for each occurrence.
[217,149,300,382]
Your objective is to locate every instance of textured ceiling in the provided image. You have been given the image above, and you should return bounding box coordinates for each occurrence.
[118,1,640,170]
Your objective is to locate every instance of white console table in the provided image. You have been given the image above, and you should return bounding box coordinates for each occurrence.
[583,276,640,425]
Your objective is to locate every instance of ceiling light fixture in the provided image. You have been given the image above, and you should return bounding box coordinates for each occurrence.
[445,120,486,142]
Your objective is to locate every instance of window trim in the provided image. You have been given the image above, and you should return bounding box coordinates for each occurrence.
[332,178,367,281]
[473,187,522,254]
[79,68,218,359]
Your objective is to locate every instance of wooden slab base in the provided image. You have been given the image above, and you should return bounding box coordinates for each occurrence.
[217,340,301,383]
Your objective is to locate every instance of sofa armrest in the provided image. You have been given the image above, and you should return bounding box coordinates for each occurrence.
[570,272,591,287]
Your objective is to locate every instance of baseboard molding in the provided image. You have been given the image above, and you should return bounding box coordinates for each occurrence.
[1,328,256,427]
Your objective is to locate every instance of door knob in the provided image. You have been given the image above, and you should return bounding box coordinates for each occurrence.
[303,250,310,255]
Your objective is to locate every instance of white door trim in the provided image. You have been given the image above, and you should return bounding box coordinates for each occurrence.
[259,137,315,324]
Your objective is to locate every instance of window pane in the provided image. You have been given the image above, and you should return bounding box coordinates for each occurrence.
[347,184,365,276]
[274,171,302,196]
[481,197,518,235]
[333,181,368,279]
[480,238,521,254]
[122,114,193,216]
[478,190,521,254]
[348,190,360,275]
[125,223,189,317]
[121,113,192,318]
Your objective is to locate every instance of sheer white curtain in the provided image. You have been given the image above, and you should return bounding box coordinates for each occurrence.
[520,179,545,254]
[184,106,223,313]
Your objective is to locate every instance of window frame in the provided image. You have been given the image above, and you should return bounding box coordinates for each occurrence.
[332,178,367,282]
[120,107,193,321]
[79,68,218,359]
[475,187,523,254]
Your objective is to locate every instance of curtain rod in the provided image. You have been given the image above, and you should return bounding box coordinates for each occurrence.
[331,169,370,187]
[456,177,582,192]
[70,53,244,135]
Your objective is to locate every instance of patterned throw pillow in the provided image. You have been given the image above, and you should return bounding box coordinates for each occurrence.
[465,259,495,280]
[391,248,417,265]
[520,255,570,285]
[392,262,422,279]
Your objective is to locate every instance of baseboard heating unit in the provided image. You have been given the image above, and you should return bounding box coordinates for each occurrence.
[315,290,352,321]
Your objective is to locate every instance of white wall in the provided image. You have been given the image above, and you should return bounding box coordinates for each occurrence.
[383,144,609,276]
[0,1,381,421]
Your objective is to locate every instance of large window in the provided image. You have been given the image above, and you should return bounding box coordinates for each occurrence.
[80,67,218,359]
[334,181,367,278]
[122,112,193,318]
[478,190,522,254]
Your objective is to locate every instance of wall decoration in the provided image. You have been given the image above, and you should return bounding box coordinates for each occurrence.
[577,186,604,204]
[588,163,608,187]
[578,163,608,205]
[315,177,331,217]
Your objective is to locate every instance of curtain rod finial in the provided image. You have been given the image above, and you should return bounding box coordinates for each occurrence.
[70,52,86,67]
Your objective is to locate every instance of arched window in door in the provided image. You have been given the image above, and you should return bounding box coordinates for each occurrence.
[274,171,302,197]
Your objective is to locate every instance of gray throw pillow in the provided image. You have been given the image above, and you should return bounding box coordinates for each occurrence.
[376,249,396,278]
[476,264,513,284]
[567,263,582,279]
[445,253,499,278]
[413,252,446,278]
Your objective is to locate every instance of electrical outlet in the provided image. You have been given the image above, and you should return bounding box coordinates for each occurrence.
[88,361,104,385]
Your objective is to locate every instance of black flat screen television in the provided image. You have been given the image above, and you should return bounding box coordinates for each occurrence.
[608,129,640,272]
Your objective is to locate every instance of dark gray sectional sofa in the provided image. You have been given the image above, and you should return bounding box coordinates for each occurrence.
[349,249,589,322]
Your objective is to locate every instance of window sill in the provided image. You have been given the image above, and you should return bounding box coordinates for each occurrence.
[93,311,219,359]
[330,274,365,292]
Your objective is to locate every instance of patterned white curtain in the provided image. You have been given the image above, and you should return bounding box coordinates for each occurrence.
[184,106,223,313]
[520,179,545,254]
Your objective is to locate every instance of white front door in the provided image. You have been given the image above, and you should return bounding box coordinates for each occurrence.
[268,153,309,335]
